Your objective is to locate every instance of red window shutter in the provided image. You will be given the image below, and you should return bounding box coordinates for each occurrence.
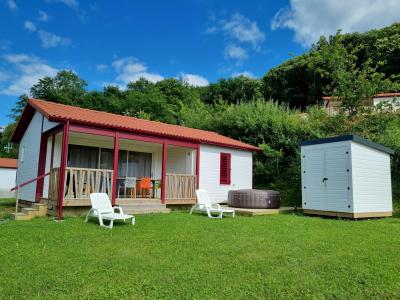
[220,153,231,185]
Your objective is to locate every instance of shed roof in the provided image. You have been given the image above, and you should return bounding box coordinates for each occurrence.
[300,135,394,155]
[0,158,18,169]
[12,99,260,151]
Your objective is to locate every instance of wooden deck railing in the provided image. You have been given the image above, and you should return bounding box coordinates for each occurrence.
[49,167,113,201]
[48,169,195,205]
[165,173,196,200]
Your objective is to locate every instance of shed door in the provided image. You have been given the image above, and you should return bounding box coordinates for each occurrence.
[325,146,350,211]
[302,145,350,212]
[304,149,325,210]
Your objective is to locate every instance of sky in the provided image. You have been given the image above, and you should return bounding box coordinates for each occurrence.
[0,0,399,125]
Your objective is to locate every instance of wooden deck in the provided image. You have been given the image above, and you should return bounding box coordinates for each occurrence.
[303,209,392,219]
[220,205,298,216]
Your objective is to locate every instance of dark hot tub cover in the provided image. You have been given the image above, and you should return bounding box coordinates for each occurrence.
[228,189,281,209]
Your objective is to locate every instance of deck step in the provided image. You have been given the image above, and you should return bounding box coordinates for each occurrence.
[122,208,171,215]
[116,199,162,205]
[120,204,166,210]
[32,203,47,212]
[11,212,35,221]
[12,203,48,221]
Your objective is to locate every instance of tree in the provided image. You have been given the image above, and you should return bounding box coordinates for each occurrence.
[9,94,28,121]
[202,76,262,105]
[30,70,87,105]
[0,123,18,158]
[311,33,399,115]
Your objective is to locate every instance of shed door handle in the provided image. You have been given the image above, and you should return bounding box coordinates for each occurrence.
[322,177,328,182]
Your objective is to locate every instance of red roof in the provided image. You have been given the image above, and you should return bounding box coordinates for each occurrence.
[321,96,333,100]
[13,99,260,151]
[0,158,18,169]
[373,93,400,98]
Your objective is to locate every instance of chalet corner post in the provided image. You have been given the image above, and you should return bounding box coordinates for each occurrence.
[196,144,200,189]
[111,131,120,206]
[35,131,48,202]
[161,140,168,204]
[57,121,70,221]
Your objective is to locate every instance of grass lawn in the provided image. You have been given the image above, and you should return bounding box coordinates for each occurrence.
[0,198,15,219]
[0,199,400,299]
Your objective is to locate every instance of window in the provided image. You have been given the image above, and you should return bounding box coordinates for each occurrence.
[220,152,231,185]
[67,145,113,170]
[118,150,152,178]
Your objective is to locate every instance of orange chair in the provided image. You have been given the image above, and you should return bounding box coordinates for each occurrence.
[139,177,151,198]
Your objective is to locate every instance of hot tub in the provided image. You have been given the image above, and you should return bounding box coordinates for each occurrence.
[228,189,281,209]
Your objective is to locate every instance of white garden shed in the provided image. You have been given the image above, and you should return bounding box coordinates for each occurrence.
[300,135,393,218]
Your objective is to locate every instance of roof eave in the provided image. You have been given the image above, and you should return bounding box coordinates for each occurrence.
[48,115,260,152]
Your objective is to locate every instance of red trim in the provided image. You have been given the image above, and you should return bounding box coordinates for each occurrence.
[69,124,115,137]
[120,132,198,149]
[11,172,50,191]
[35,134,48,202]
[161,141,167,204]
[50,134,55,169]
[111,132,120,205]
[70,124,199,149]
[35,117,47,202]
[196,144,200,189]
[42,124,63,137]
[10,104,36,143]
[58,121,70,220]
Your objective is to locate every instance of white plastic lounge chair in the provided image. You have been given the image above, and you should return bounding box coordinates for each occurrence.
[85,193,135,229]
[190,189,235,219]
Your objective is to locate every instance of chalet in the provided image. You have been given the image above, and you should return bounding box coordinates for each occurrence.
[0,158,17,198]
[11,99,260,218]
[321,92,400,114]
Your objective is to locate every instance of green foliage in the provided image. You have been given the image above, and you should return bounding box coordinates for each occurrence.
[201,75,262,105]
[8,94,28,121]
[263,24,400,108]
[30,70,87,105]
[0,123,18,158]
[181,100,317,205]
[3,23,400,206]
[0,213,400,298]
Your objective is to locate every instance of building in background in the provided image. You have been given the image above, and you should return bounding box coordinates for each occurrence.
[0,158,17,198]
[320,93,400,114]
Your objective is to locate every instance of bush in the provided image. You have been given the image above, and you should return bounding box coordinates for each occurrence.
[181,101,400,207]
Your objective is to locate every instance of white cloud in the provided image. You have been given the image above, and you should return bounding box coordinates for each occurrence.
[271,0,400,47]
[38,10,49,22]
[224,44,248,61]
[208,13,265,50]
[180,73,209,87]
[96,64,108,72]
[38,30,71,48]
[112,57,163,85]
[24,21,37,32]
[6,0,17,11]
[3,54,32,63]
[1,54,58,96]
[47,0,79,9]
[231,71,256,78]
